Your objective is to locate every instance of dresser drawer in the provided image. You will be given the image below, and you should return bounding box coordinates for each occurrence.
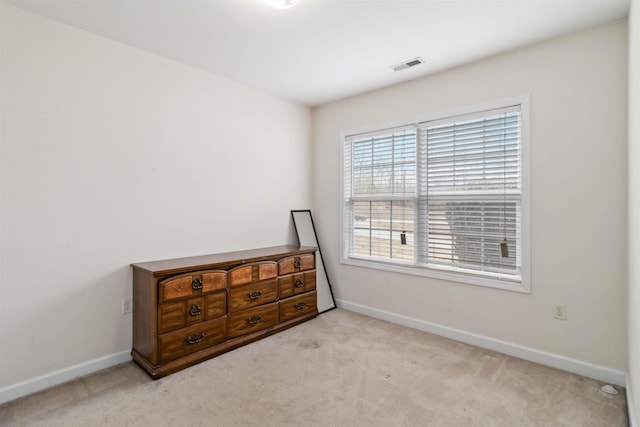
[229,261,278,287]
[158,292,226,334]
[227,303,278,339]
[205,292,226,319]
[158,297,203,334]
[278,270,316,298]
[159,270,227,302]
[228,279,277,312]
[278,254,315,275]
[279,291,317,323]
[157,317,227,363]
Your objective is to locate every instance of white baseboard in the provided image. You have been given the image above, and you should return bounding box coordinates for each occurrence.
[337,299,627,387]
[0,350,132,405]
[629,375,638,427]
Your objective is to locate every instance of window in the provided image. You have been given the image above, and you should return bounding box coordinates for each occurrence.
[342,99,529,292]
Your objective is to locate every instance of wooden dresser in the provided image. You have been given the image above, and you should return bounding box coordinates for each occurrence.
[131,245,318,378]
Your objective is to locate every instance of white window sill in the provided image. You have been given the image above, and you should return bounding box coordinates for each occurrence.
[341,256,530,293]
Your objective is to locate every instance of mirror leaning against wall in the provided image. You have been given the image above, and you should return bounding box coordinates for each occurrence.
[291,210,336,313]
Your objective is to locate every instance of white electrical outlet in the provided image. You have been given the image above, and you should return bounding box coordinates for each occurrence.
[122,298,132,315]
[554,303,567,320]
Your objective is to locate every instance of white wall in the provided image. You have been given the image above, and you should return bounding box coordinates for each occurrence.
[314,20,628,372]
[628,0,640,424]
[0,3,311,391]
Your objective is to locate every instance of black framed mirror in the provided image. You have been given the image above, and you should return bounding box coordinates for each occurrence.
[291,210,336,313]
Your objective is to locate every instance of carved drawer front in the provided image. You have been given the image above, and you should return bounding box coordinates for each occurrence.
[184,296,206,327]
[279,291,317,323]
[157,297,205,333]
[158,297,204,333]
[228,279,277,312]
[157,317,227,363]
[158,301,186,334]
[278,270,316,298]
[227,303,278,339]
[229,262,278,287]
[158,292,226,334]
[205,292,226,320]
[160,270,227,302]
[278,254,315,275]
[201,271,227,292]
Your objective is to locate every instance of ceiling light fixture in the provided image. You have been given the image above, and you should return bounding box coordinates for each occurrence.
[265,0,300,9]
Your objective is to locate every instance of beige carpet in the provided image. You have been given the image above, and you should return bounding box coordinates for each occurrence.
[0,309,629,426]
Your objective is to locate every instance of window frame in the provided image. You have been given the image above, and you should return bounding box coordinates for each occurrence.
[340,96,530,293]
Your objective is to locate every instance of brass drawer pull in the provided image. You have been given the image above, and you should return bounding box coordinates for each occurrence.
[294,259,301,269]
[191,278,203,290]
[248,290,263,300]
[189,304,202,316]
[295,279,304,288]
[294,302,306,310]
[247,315,262,325]
[186,333,205,344]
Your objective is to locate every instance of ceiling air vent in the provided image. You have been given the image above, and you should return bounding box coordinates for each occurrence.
[390,57,425,72]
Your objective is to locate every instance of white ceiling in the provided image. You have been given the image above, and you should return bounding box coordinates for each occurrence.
[5,0,630,106]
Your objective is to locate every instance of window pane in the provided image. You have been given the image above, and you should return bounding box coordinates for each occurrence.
[351,200,414,261]
[424,112,520,194]
[352,201,372,257]
[369,201,391,258]
[426,198,519,273]
[350,129,417,197]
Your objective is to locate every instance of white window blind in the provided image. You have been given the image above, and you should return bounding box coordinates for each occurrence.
[344,127,417,261]
[419,105,521,277]
[342,100,527,290]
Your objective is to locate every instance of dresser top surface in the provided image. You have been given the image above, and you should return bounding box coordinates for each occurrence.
[131,245,316,275]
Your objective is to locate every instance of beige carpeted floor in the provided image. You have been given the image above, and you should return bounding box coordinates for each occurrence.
[0,309,629,426]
